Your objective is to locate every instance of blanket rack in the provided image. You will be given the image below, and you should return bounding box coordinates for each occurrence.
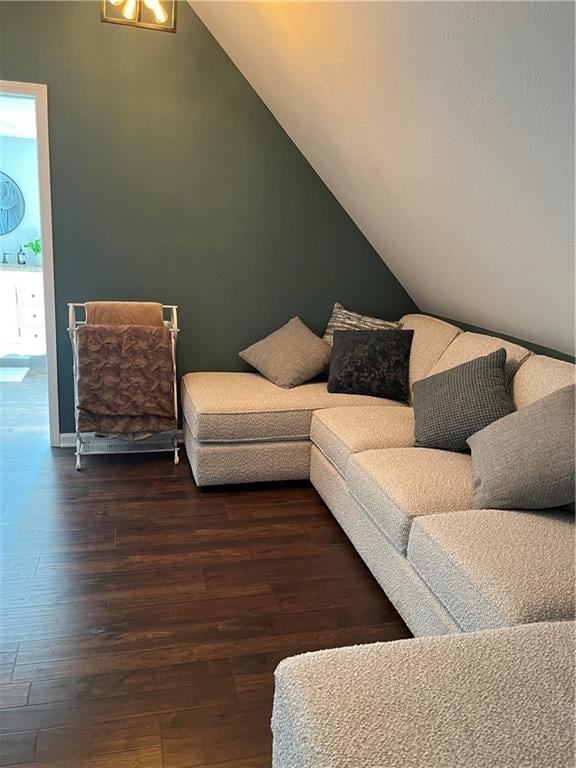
[68,303,179,470]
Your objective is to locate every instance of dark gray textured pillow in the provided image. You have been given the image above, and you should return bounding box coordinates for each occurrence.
[327,329,413,401]
[413,348,514,452]
[467,385,575,510]
[239,316,330,389]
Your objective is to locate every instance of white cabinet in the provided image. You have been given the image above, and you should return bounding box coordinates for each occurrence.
[0,269,45,357]
[0,281,20,344]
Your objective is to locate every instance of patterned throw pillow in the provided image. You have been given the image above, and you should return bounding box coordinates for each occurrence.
[323,302,400,347]
[327,329,414,401]
[413,348,514,452]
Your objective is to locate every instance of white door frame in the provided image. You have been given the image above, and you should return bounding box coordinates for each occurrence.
[1,80,59,446]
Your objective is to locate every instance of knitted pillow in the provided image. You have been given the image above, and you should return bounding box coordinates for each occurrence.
[413,348,514,452]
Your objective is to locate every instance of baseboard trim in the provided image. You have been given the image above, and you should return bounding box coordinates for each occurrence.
[58,431,184,449]
[59,433,76,448]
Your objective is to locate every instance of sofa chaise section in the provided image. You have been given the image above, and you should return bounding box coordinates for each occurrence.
[272,620,575,768]
[181,372,400,485]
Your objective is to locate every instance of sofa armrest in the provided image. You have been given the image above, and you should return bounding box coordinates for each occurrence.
[272,621,574,768]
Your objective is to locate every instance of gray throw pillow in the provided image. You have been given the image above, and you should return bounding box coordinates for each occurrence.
[239,317,330,389]
[323,302,400,346]
[467,385,575,510]
[413,348,514,452]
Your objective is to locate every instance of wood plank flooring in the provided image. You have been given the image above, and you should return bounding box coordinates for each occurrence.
[0,416,410,766]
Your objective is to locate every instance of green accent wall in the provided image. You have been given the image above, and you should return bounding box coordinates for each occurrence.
[0,1,417,433]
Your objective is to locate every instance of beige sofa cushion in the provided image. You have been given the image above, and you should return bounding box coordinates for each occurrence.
[512,354,575,409]
[181,372,397,443]
[346,448,474,553]
[310,406,414,476]
[272,621,575,768]
[429,331,531,379]
[408,508,575,631]
[400,314,461,390]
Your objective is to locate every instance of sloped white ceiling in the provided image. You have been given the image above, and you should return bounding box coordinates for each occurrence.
[191,1,574,354]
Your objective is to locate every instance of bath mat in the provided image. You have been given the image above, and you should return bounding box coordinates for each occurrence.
[0,367,29,383]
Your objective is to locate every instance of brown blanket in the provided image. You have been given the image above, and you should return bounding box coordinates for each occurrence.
[76,324,176,434]
[85,301,164,327]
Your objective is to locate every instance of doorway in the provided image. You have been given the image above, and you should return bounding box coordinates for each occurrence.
[0,81,58,446]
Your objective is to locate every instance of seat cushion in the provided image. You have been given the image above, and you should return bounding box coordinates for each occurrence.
[400,314,461,391]
[429,331,531,379]
[408,508,575,631]
[512,354,575,409]
[181,372,399,443]
[272,621,575,768]
[346,448,474,553]
[311,406,414,477]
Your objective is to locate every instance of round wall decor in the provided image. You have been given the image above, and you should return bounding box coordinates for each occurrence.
[0,171,25,235]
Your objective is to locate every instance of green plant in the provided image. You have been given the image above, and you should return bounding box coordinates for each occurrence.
[24,238,42,257]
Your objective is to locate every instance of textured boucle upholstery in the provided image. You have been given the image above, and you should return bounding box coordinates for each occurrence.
[408,508,576,631]
[272,621,575,768]
[310,406,414,476]
[183,423,311,486]
[512,354,575,409]
[181,372,395,443]
[347,448,474,553]
[310,447,461,636]
[400,313,461,391]
[429,330,531,379]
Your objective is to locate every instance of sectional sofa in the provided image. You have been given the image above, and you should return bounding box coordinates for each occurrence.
[181,313,575,766]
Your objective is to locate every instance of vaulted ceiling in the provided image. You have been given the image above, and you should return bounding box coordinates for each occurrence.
[190,1,574,354]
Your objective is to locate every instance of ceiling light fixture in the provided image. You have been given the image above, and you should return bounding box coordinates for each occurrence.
[101,0,176,32]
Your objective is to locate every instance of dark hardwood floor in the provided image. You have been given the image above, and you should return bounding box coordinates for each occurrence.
[0,387,410,767]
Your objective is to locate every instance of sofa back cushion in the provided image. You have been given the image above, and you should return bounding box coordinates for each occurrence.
[400,314,461,392]
[512,354,575,409]
[428,331,531,380]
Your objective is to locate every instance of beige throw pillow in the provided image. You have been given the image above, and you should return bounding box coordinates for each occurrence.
[240,317,330,388]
